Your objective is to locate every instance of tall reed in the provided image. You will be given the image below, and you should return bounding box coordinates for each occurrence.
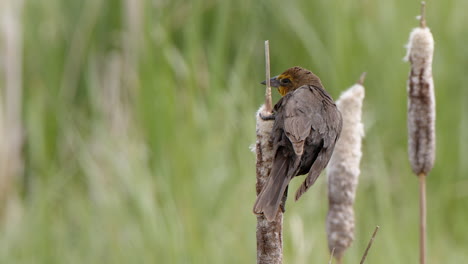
[404,2,435,264]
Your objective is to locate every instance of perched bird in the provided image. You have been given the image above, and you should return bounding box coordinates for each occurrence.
[254,66,343,221]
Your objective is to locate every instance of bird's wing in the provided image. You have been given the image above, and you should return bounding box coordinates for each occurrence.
[282,86,324,156]
[294,87,343,200]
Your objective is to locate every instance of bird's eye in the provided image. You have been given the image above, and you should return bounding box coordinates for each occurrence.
[281,78,291,84]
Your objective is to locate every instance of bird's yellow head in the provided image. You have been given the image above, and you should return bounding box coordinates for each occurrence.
[261,66,323,96]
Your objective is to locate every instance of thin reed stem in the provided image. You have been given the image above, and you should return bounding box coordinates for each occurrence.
[419,173,427,264]
[420,2,426,28]
[360,226,380,264]
[328,248,335,264]
[264,40,272,113]
[357,72,367,85]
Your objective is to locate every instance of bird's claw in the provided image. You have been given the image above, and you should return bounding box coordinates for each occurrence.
[260,112,275,121]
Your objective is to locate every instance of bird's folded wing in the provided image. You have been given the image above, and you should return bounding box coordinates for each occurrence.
[282,86,342,201]
[283,86,326,148]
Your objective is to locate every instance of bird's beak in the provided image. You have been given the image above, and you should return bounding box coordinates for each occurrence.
[261,76,280,87]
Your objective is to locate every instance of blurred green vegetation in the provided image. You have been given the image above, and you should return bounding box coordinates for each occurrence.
[1,0,467,263]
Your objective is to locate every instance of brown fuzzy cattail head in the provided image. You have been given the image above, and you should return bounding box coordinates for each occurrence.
[254,104,283,264]
[405,24,435,175]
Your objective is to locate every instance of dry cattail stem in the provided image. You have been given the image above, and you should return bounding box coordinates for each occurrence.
[420,1,426,28]
[328,248,335,264]
[404,3,434,264]
[254,40,282,264]
[359,226,380,264]
[418,172,427,264]
[264,40,272,113]
[326,76,365,262]
[0,0,24,219]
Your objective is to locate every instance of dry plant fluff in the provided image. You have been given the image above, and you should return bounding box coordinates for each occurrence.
[326,79,365,262]
[404,15,435,175]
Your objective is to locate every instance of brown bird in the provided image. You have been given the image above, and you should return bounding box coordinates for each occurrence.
[253,66,342,221]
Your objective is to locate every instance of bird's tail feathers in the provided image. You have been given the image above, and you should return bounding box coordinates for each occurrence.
[253,155,294,221]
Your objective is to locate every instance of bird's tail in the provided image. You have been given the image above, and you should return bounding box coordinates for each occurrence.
[253,153,295,221]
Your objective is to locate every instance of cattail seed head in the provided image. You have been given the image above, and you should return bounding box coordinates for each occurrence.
[254,105,275,183]
[254,104,283,264]
[326,82,365,260]
[404,24,435,175]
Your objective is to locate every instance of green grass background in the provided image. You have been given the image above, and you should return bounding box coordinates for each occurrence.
[1,0,467,263]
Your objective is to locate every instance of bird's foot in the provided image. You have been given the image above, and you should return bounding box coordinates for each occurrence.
[259,111,275,121]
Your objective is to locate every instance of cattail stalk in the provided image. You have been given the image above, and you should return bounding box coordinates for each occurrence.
[0,0,24,219]
[359,226,380,264]
[328,248,335,264]
[254,40,282,264]
[326,73,365,263]
[122,0,142,96]
[404,3,434,264]
[264,40,272,113]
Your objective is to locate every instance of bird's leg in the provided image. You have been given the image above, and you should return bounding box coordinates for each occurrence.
[280,185,289,213]
[260,111,276,121]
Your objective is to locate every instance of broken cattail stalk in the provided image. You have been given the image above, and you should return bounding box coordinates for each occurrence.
[254,40,282,264]
[264,40,272,113]
[404,2,434,264]
[359,226,380,264]
[0,0,24,219]
[328,248,335,264]
[326,73,365,263]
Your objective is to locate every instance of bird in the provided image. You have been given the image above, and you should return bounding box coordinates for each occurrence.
[253,66,343,221]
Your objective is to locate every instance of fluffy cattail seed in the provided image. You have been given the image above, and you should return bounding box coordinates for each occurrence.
[404,7,435,176]
[326,77,365,262]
